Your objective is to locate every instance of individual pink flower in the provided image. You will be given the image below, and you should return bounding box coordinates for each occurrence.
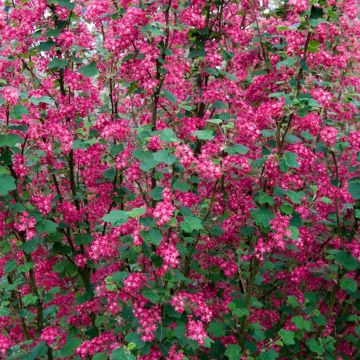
[133,302,161,341]
[0,334,12,357]
[75,332,119,358]
[186,316,207,345]
[74,254,88,268]
[15,211,36,240]
[167,345,185,360]
[153,201,175,226]
[320,126,338,147]
[123,273,147,293]
[12,154,28,180]
[1,87,19,105]
[40,326,65,348]
[289,0,309,13]
[156,241,180,275]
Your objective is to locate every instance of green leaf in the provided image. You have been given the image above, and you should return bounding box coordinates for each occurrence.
[103,167,116,181]
[178,103,193,111]
[192,129,214,140]
[124,333,145,349]
[48,58,68,69]
[278,329,295,345]
[321,197,333,204]
[18,262,34,273]
[102,210,128,226]
[52,0,75,10]
[72,139,89,150]
[45,28,62,37]
[286,190,303,204]
[37,220,57,234]
[142,289,160,303]
[150,186,163,201]
[180,216,203,233]
[289,226,299,240]
[173,181,191,192]
[291,315,311,331]
[0,308,10,317]
[52,260,67,273]
[29,96,53,105]
[259,349,279,360]
[23,294,38,306]
[208,321,226,337]
[276,57,298,69]
[333,250,359,271]
[4,259,17,273]
[223,71,238,82]
[153,149,177,165]
[78,62,99,78]
[111,271,129,284]
[233,308,249,317]
[74,234,93,245]
[348,178,360,200]
[38,40,56,52]
[127,207,146,218]
[225,344,241,360]
[125,82,137,96]
[203,337,214,348]
[22,341,48,360]
[157,128,179,143]
[142,24,165,37]
[58,337,82,357]
[252,328,266,342]
[306,339,325,355]
[0,134,22,147]
[285,134,301,144]
[204,67,219,76]
[308,40,320,53]
[209,225,224,237]
[262,129,276,137]
[110,348,136,360]
[257,192,275,206]
[140,159,159,171]
[121,53,136,63]
[301,130,314,140]
[213,100,227,109]
[162,89,177,103]
[141,228,162,245]
[251,208,275,228]
[280,202,294,215]
[340,278,358,293]
[93,353,107,360]
[207,118,223,124]
[268,92,285,98]
[21,238,39,254]
[279,151,300,172]
[0,174,16,195]
[225,144,249,155]
[355,209,360,218]
[10,105,29,119]
[110,143,124,156]
[287,295,300,307]
[189,48,206,58]
[284,151,300,168]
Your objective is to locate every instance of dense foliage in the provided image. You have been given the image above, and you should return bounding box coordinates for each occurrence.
[0,0,359,358]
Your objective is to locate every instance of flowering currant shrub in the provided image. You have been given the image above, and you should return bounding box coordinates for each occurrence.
[0,0,359,359]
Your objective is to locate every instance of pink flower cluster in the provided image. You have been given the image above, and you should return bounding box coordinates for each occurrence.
[75,332,119,358]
